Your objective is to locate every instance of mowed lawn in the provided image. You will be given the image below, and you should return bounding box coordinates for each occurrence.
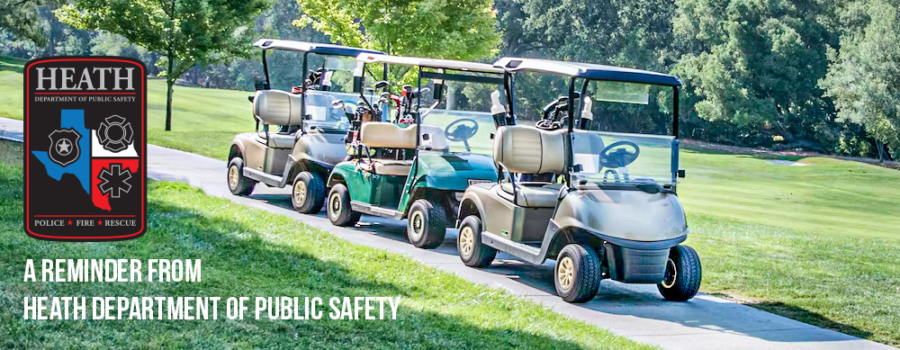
[1,55,251,159]
[1,55,899,345]
[676,153,900,345]
[0,141,652,350]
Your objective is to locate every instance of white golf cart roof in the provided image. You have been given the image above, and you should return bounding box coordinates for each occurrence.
[252,39,383,57]
[356,53,504,74]
[493,57,682,86]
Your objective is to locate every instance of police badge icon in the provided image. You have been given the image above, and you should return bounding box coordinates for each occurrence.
[47,128,82,167]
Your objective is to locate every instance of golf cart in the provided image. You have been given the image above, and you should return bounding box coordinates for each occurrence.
[455,57,701,303]
[227,39,384,214]
[325,54,506,249]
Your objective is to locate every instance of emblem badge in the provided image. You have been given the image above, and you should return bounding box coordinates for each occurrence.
[47,128,82,167]
[24,56,147,242]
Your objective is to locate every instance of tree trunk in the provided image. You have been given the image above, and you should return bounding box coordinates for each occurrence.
[165,51,175,131]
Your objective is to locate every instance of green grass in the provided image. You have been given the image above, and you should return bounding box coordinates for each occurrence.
[0,55,26,73]
[0,140,652,350]
[675,152,900,345]
[2,54,900,345]
[684,214,900,345]
[1,55,250,159]
[0,71,23,121]
[679,151,900,240]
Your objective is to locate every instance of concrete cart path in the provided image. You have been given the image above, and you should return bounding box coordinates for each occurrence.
[2,117,893,350]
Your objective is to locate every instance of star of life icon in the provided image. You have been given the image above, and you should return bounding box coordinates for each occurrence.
[98,163,133,198]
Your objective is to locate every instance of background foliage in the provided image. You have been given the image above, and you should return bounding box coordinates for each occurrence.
[0,0,897,157]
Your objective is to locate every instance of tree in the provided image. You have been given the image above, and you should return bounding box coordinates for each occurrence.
[821,0,900,158]
[0,0,61,46]
[57,0,269,131]
[495,0,678,133]
[671,0,838,149]
[294,0,500,60]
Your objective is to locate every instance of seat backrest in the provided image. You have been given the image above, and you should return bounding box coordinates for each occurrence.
[360,123,450,151]
[361,122,418,149]
[254,90,302,126]
[493,125,566,174]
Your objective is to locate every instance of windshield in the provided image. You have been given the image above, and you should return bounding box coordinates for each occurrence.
[304,91,357,132]
[512,72,675,135]
[571,131,677,186]
[416,71,504,155]
[264,50,363,133]
[512,72,678,186]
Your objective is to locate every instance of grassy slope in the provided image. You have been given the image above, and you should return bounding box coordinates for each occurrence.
[0,55,25,120]
[677,153,900,345]
[1,55,250,159]
[679,151,900,240]
[0,141,652,350]
[1,55,899,345]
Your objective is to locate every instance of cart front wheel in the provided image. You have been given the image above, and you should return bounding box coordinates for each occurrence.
[227,158,256,196]
[292,171,325,214]
[457,215,496,267]
[657,245,702,301]
[407,199,447,249]
[554,243,601,303]
[327,184,360,226]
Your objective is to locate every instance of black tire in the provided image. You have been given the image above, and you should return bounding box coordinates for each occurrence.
[291,171,325,214]
[657,245,702,301]
[227,158,256,196]
[406,199,447,249]
[457,216,496,267]
[554,243,601,303]
[326,183,360,226]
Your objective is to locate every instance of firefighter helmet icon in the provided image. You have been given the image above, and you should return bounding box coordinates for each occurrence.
[47,128,81,167]
[97,115,134,152]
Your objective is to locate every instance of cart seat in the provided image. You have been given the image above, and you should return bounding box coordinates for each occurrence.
[499,182,561,208]
[268,133,295,149]
[360,122,449,151]
[358,159,412,177]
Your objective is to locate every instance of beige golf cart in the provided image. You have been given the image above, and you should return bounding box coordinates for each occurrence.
[456,57,700,303]
[227,39,384,214]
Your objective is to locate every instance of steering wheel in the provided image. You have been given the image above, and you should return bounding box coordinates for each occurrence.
[444,118,479,152]
[600,141,640,168]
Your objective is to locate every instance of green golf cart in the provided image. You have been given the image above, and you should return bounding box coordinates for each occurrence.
[325,54,506,249]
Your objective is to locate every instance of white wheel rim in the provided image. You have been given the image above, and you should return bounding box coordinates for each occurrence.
[329,192,341,218]
[459,226,475,258]
[228,166,239,189]
[294,180,307,206]
[557,256,575,291]
[661,258,677,289]
[409,211,425,241]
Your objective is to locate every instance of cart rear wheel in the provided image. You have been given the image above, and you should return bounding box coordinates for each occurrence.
[407,199,447,249]
[657,245,702,301]
[327,184,359,226]
[554,243,601,303]
[227,158,255,196]
[457,215,496,267]
[292,171,325,214]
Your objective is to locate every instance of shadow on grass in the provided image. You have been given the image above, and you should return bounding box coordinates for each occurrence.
[749,301,873,341]
[682,147,806,162]
[0,183,595,349]
[472,256,872,344]
[0,55,25,73]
